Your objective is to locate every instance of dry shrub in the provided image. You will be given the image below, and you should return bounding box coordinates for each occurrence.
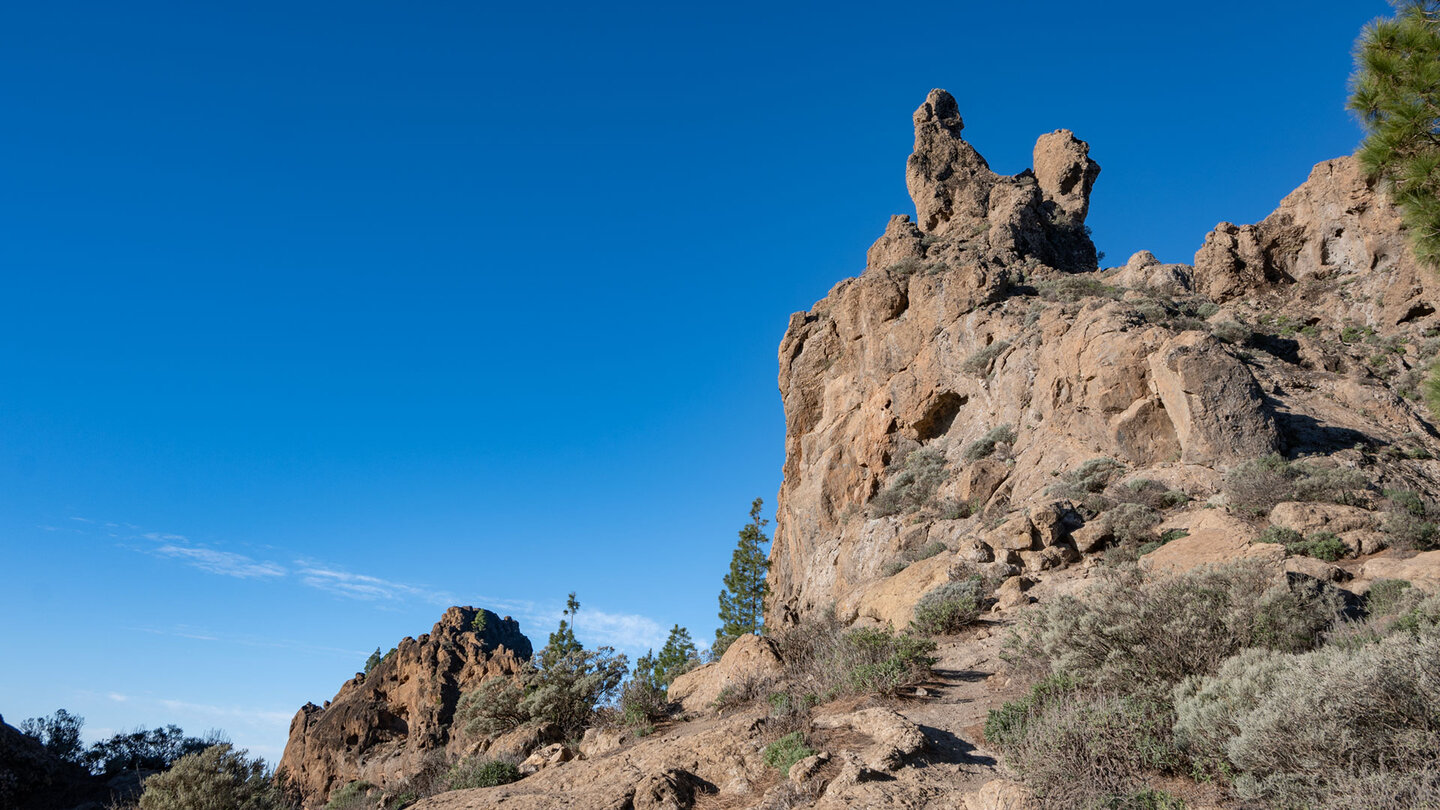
[998,691,1180,808]
[1003,561,1343,698]
[910,578,989,635]
[1173,626,1440,806]
[1224,454,1369,514]
[869,447,949,517]
[772,611,936,701]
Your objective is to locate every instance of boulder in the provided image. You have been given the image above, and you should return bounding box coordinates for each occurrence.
[1147,332,1280,465]
[1268,502,1374,535]
[667,634,783,714]
[1361,550,1440,592]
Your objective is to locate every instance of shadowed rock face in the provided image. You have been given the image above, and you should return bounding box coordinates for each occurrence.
[0,716,103,810]
[771,89,1440,629]
[278,607,531,807]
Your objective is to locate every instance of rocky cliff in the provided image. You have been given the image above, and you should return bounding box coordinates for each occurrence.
[771,88,1440,628]
[277,607,531,807]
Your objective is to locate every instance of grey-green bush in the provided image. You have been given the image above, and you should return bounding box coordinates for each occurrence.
[961,340,1011,377]
[964,425,1016,461]
[324,781,377,810]
[1224,454,1369,514]
[445,758,521,790]
[910,578,988,635]
[138,744,280,810]
[996,692,1180,807]
[870,447,949,517]
[1003,562,1342,698]
[761,732,816,773]
[1173,628,1440,805]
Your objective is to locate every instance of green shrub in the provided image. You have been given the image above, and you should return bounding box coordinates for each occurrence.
[964,425,1016,461]
[619,677,669,726]
[1003,562,1342,699]
[1036,276,1122,303]
[1382,508,1440,551]
[454,677,528,739]
[1173,628,1440,805]
[762,732,816,773]
[1256,525,1303,546]
[881,560,909,577]
[138,744,280,810]
[884,539,951,577]
[1049,458,1126,503]
[1286,530,1349,561]
[1137,529,1188,557]
[984,673,1081,747]
[870,447,950,517]
[445,758,521,790]
[1257,527,1349,561]
[325,780,377,810]
[838,627,937,695]
[1113,478,1189,510]
[911,578,989,635]
[961,340,1011,377]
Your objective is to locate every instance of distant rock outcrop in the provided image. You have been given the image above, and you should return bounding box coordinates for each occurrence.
[771,88,1440,628]
[0,716,100,810]
[277,607,532,807]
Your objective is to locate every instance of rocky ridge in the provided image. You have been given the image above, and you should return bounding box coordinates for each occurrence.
[771,88,1440,629]
[277,607,531,806]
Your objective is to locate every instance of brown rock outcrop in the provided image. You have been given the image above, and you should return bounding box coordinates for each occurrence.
[278,607,532,807]
[667,634,784,714]
[771,89,1440,628]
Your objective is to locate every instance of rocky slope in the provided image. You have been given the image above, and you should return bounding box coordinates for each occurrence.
[293,88,1440,810]
[278,607,532,806]
[771,88,1440,629]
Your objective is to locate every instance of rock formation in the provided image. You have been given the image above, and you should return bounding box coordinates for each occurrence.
[771,88,1440,628]
[287,88,1440,810]
[0,716,103,810]
[277,607,531,807]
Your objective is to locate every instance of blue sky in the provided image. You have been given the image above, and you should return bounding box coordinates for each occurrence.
[1,1,1389,762]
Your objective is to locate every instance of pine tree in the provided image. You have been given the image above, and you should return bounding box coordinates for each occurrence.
[363,647,381,675]
[540,592,584,669]
[716,498,771,652]
[1350,1,1440,266]
[654,625,699,686]
[1350,2,1440,410]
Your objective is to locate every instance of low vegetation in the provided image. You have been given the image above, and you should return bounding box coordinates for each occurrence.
[761,732,816,773]
[870,446,950,517]
[910,578,990,634]
[137,744,279,810]
[964,425,1015,461]
[444,758,521,790]
[961,339,1011,377]
[989,558,1440,808]
[1224,453,1369,515]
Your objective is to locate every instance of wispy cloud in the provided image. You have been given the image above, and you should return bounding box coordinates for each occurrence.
[155,545,286,579]
[468,595,665,656]
[295,564,454,605]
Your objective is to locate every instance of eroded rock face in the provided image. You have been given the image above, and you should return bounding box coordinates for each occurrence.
[278,607,532,807]
[771,89,1440,628]
[898,88,1100,272]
